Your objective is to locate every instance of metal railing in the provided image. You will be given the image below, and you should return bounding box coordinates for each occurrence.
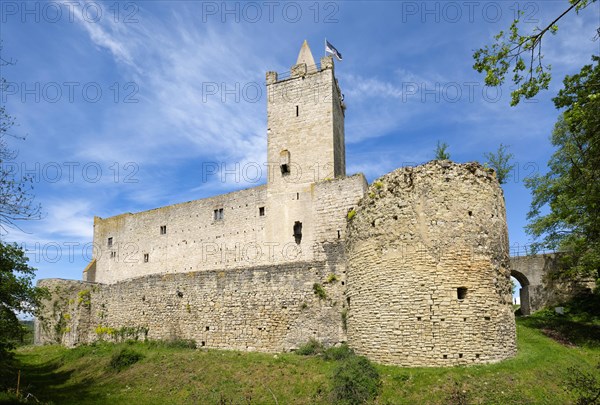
[509,243,560,257]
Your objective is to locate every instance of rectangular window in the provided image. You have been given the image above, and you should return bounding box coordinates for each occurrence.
[110,251,116,259]
[107,237,113,247]
[259,207,265,216]
[143,253,149,263]
[295,105,299,117]
[213,208,224,221]
[160,225,167,235]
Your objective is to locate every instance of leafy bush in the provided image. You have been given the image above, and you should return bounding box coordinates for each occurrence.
[313,283,327,300]
[109,348,144,372]
[567,362,600,405]
[330,355,381,404]
[347,209,356,221]
[296,338,324,356]
[341,309,348,332]
[323,344,354,361]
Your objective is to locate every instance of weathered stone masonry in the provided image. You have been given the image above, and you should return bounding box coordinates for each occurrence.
[36,42,518,367]
[36,262,348,352]
[345,162,517,366]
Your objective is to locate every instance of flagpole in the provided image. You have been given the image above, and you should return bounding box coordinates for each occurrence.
[324,38,327,58]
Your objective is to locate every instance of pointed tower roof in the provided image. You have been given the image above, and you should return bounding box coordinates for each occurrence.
[296,40,316,67]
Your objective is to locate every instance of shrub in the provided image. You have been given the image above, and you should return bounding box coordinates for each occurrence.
[296,338,324,356]
[313,283,327,300]
[330,355,381,404]
[109,348,144,372]
[567,362,600,405]
[347,209,356,221]
[77,289,91,308]
[323,344,354,361]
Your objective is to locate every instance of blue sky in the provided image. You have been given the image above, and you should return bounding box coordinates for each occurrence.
[1,0,599,283]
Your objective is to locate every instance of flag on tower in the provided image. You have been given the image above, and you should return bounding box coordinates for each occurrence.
[325,40,342,61]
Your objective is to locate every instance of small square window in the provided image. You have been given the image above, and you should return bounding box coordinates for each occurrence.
[160,225,167,235]
[107,237,113,247]
[213,208,224,221]
[457,287,468,300]
[259,207,265,217]
[143,253,149,263]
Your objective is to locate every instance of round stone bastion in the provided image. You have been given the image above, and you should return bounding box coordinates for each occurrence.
[345,160,516,367]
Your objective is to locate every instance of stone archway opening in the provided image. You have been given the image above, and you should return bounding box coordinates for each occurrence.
[511,270,531,316]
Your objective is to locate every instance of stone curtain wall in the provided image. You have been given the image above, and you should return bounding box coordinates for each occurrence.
[345,161,516,367]
[36,261,348,351]
[93,186,269,283]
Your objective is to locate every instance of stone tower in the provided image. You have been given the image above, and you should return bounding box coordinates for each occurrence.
[264,41,347,261]
[345,161,517,366]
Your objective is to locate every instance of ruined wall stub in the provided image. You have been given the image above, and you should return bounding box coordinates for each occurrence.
[346,161,517,367]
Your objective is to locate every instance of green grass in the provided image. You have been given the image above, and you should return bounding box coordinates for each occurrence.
[3,316,600,404]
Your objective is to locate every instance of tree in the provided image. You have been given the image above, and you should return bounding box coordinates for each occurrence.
[434,141,450,160]
[0,243,46,348]
[0,45,46,373]
[1,48,41,232]
[525,56,600,278]
[473,0,598,106]
[484,144,515,184]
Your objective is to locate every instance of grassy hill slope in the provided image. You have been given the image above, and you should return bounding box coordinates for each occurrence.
[2,314,600,404]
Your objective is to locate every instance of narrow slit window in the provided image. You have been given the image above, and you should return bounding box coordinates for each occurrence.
[107,237,113,247]
[295,105,299,117]
[259,207,265,217]
[280,150,290,176]
[160,225,167,235]
[143,253,149,263]
[293,221,302,244]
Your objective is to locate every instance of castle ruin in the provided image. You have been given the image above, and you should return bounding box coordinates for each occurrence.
[35,41,517,367]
